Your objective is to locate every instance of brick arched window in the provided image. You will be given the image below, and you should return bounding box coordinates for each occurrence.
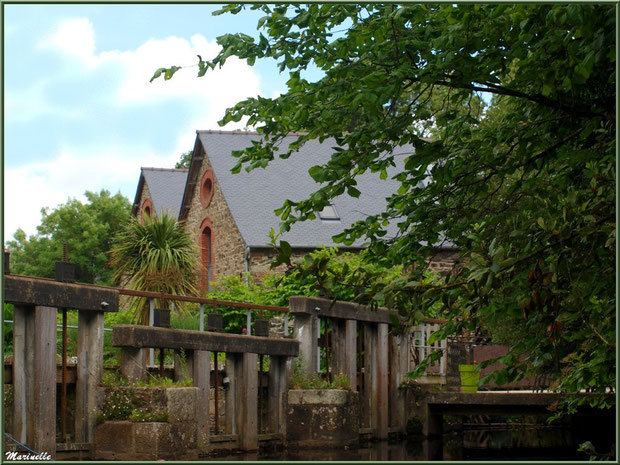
[199,217,215,293]
[200,169,215,208]
[140,199,154,221]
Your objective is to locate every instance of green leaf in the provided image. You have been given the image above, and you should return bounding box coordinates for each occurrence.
[150,68,165,83]
[347,186,361,198]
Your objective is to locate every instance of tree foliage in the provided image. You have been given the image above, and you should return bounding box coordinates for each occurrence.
[5,190,131,285]
[175,150,193,169]
[154,4,615,408]
[110,213,200,321]
[208,247,411,333]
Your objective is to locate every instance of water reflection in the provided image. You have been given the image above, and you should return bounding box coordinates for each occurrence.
[205,424,590,461]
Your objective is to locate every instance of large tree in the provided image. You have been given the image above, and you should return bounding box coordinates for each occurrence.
[155,4,615,410]
[5,190,131,285]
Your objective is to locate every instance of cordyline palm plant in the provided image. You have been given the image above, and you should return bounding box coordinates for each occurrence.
[110,212,200,323]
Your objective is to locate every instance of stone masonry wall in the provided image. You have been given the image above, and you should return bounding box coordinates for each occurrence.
[135,181,152,221]
[184,147,248,288]
[426,249,460,275]
[250,247,459,278]
[248,249,313,278]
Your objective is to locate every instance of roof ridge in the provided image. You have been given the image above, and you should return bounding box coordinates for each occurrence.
[196,129,309,136]
[141,167,188,172]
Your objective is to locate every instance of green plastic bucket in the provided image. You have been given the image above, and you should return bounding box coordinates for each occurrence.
[459,364,480,392]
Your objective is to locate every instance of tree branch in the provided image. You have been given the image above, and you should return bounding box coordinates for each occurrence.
[434,79,604,119]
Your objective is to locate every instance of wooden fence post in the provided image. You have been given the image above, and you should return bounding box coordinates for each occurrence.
[193,350,210,452]
[331,319,346,379]
[344,319,357,390]
[375,323,389,440]
[120,347,147,382]
[292,313,318,373]
[237,352,258,451]
[33,306,57,458]
[75,310,105,443]
[12,305,34,444]
[225,353,239,435]
[267,355,288,435]
[363,322,376,429]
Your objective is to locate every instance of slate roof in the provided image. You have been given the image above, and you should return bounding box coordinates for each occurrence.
[133,168,188,218]
[189,130,416,249]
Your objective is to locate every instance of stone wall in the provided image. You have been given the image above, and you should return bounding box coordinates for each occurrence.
[248,248,313,277]
[250,247,459,279]
[426,249,460,274]
[139,182,152,221]
[184,146,247,287]
[286,389,360,448]
[93,386,200,460]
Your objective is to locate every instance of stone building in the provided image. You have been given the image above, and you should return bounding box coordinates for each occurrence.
[132,130,457,293]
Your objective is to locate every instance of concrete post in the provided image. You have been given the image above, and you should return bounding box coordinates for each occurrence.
[33,306,57,458]
[344,319,357,390]
[120,347,148,382]
[237,352,258,451]
[293,312,318,373]
[193,350,210,452]
[75,310,104,443]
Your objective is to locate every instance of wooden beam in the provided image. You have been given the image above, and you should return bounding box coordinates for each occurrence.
[4,275,118,312]
[119,288,288,312]
[289,296,446,325]
[290,296,395,324]
[113,325,299,357]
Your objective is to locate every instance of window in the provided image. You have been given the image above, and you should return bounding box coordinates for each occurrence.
[140,199,154,221]
[318,203,340,221]
[200,169,215,208]
[199,218,215,293]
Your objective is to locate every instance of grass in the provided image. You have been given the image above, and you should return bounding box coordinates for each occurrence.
[290,357,351,390]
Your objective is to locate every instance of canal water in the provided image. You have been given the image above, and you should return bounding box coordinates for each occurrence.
[206,415,614,461]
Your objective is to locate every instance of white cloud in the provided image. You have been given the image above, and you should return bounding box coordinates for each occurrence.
[5,16,264,240]
[4,143,179,240]
[38,17,97,67]
[36,18,260,112]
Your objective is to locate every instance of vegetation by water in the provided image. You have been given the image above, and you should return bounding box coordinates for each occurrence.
[290,357,351,390]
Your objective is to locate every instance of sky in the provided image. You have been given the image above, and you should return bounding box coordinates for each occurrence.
[3,4,314,242]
